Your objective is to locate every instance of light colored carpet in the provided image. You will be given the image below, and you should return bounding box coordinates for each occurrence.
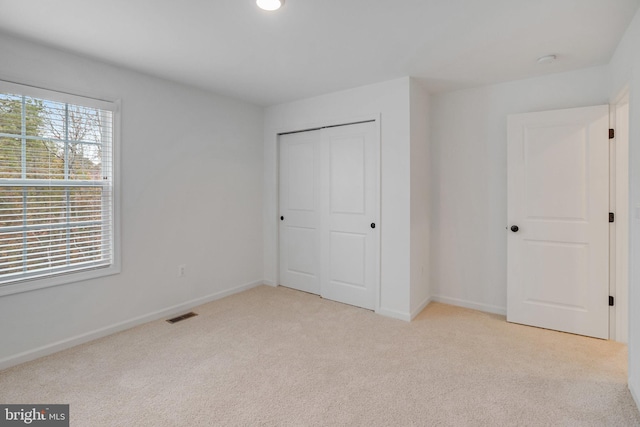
[1,285,638,426]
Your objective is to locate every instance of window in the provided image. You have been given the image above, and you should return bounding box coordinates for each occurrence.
[0,81,119,295]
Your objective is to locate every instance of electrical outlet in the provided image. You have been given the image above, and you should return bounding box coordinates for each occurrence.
[178,264,186,278]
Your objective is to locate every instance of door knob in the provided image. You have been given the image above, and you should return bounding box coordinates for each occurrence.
[280,216,284,221]
[371,223,376,229]
[511,225,519,232]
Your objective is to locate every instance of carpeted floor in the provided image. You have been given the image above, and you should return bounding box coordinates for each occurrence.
[1,285,638,426]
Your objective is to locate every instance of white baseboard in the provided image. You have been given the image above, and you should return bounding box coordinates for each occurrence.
[263,280,276,287]
[0,280,263,371]
[630,377,640,412]
[431,295,506,316]
[410,296,432,320]
[376,306,411,322]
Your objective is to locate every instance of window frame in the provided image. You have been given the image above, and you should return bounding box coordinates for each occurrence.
[0,79,121,297]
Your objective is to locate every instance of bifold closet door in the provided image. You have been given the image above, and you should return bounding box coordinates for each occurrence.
[279,121,378,310]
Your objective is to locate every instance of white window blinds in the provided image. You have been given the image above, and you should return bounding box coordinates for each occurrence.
[0,83,116,289]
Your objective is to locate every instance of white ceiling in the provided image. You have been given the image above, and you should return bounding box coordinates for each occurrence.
[0,0,638,106]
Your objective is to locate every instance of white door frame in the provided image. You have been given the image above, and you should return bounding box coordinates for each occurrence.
[273,114,382,312]
[610,89,630,342]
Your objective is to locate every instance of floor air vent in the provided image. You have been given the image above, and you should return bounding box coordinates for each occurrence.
[166,312,198,324]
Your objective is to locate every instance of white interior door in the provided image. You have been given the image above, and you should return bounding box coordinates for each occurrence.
[320,122,378,310]
[507,105,610,339]
[279,130,321,294]
[278,121,379,310]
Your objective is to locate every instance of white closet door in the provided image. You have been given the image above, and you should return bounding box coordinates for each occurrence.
[320,122,378,310]
[279,130,321,295]
[279,121,379,310]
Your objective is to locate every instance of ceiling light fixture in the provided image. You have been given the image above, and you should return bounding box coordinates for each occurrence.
[536,54,557,64]
[257,0,284,11]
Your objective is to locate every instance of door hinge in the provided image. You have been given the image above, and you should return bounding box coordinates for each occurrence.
[609,296,615,306]
[609,212,615,223]
[609,129,615,139]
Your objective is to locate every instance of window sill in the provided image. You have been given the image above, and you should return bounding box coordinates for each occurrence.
[0,264,121,297]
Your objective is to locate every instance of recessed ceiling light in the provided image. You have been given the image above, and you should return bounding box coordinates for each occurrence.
[536,55,557,64]
[257,0,284,11]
